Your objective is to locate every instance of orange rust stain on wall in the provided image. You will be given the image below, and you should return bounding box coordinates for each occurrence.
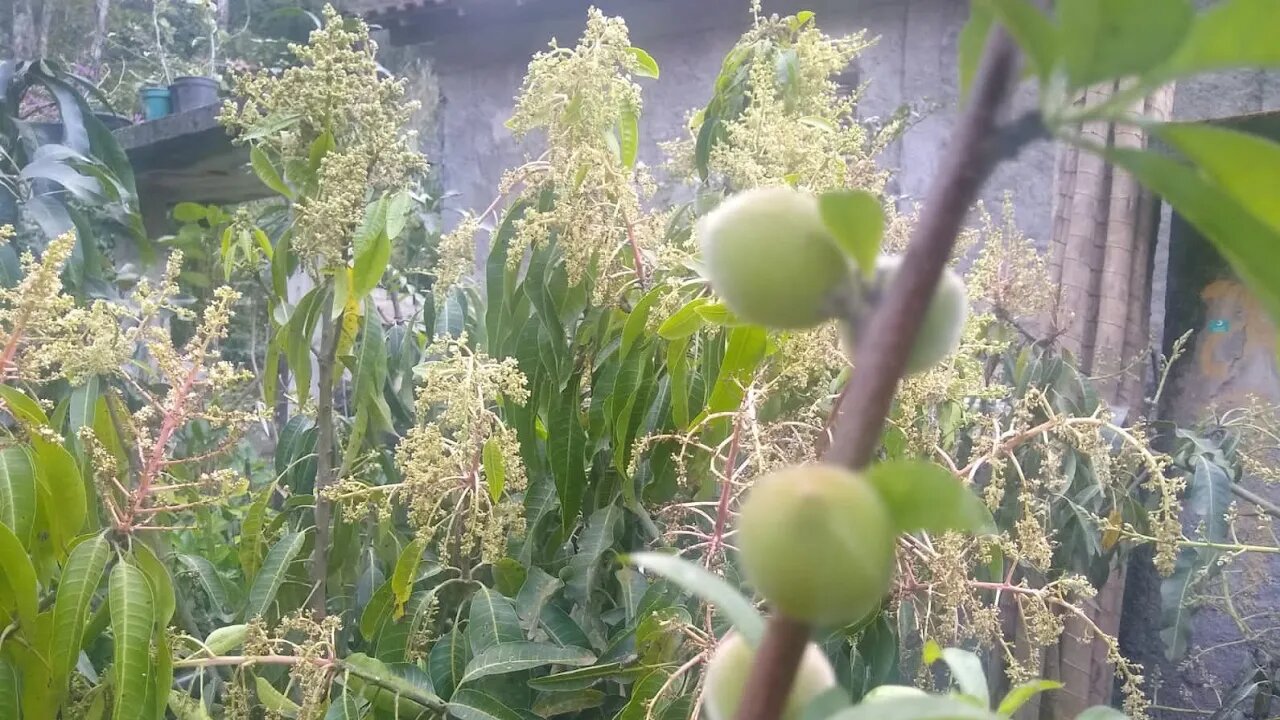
[1196,279,1276,381]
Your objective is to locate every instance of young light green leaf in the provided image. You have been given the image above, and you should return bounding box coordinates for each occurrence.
[0,658,17,719]
[627,46,660,78]
[818,190,883,275]
[49,533,109,704]
[109,562,156,720]
[996,679,1063,716]
[864,460,995,535]
[467,586,523,656]
[447,689,523,720]
[657,297,711,340]
[31,437,86,556]
[243,530,305,619]
[132,542,176,630]
[1104,146,1280,325]
[1155,123,1280,234]
[384,191,413,241]
[459,642,596,685]
[482,437,506,503]
[251,145,293,199]
[615,669,670,720]
[957,3,994,99]
[1057,0,1193,88]
[341,652,445,715]
[203,624,248,656]
[391,537,426,620]
[168,690,214,720]
[628,551,764,645]
[255,676,300,717]
[986,0,1058,81]
[619,105,640,170]
[0,445,37,547]
[238,483,274,578]
[1164,0,1280,75]
[0,384,48,427]
[0,519,37,640]
[930,646,990,707]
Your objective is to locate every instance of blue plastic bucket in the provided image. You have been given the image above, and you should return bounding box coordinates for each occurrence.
[140,86,172,121]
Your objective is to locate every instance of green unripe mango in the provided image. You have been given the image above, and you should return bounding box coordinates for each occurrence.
[842,254,969,375]
[703,631,837,720]
[699,187,851,330]
[737,464,895,627]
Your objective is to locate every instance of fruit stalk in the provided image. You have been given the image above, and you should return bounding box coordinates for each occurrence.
[731,28,1025,720]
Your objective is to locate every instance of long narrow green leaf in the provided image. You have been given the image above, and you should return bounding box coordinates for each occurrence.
[238,483,274,578]
[110,561,156,720]
[566,505,623,604]
[0,520,38,634]
[243,530,305,619]
[391,538,426,620]
[459,642,596,686]
[1155,123,1280,235]
[49,533,109,704]
[428,625,469,699]
[0,657,17,718]
[31,438,86,556]
[175,554,233,617]
[447,689,523,720]
[0,445,37,546]
[628,551,763,645]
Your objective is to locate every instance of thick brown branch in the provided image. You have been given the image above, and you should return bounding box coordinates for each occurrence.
[732,29,1025,720]
[310,297,340,617]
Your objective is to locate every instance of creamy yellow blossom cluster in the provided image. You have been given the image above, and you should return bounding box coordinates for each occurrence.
[233,612,343,720]
[0,231,129,384]
[220,5,425,267]
[327,336,529,566]
[449,9,658,300]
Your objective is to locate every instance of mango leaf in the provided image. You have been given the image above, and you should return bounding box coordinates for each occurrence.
[243,530,305,619]
[255,676,300,717]
[175,554,233,618]
[132,542,175,631]
[483,438,506,503]
[109,562,156,720]
[384,191,413,241]
[1154,123,1280,235]
[0,520,38,635]
[448,689,523,720]
[1057,0,1193,88]
[341,652,445,715]
[238,483,274,577]
[353,232,391,301]
[628,551,764,645]
[818,189,883,275]
[49,533,109,704]
[532,689,606,717]
[831,696,1001,720]
[0,659,18,719]
[864,461,994,534]
[0,445,36,547]
[1104,147,1280,325]
[626,47,660,78]
[981,0,1057,83]
[459,642,596,685]
[203,624,247,656]
[566,504,622,604]
[168,690,214,720]
[923,642,989,707]
[527,662,652,691]
[615,670,669,720]
[31,437,86,556]
[251,146,292,199]
[0,384,48,427]
[515,567,563,633]
[1164,0,1280,75]
[467,587,523,656]
[656,297,711,340]
[428,625,469,699]
[996,680,1063,716]
[547,378,588,534]
[391,538,427,620]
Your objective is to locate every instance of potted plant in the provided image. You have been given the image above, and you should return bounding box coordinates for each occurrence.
[139,83,172,120]
[169,0,222,113]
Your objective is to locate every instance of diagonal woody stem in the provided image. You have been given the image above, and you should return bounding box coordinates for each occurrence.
[732,29,1028,720]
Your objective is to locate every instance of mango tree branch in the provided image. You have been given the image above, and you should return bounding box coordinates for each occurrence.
[310,293,340,617]
[732,29,1029,720]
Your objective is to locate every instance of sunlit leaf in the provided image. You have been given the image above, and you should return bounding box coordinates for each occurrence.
[818,190,883,275]
[864,460,995,534]
[628,551,764,645]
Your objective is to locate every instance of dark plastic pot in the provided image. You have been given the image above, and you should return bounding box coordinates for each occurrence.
[169,76,219,113]
[140,85,172,120]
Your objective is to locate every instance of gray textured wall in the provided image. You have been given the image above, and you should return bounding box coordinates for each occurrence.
[389,0,1280,714]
